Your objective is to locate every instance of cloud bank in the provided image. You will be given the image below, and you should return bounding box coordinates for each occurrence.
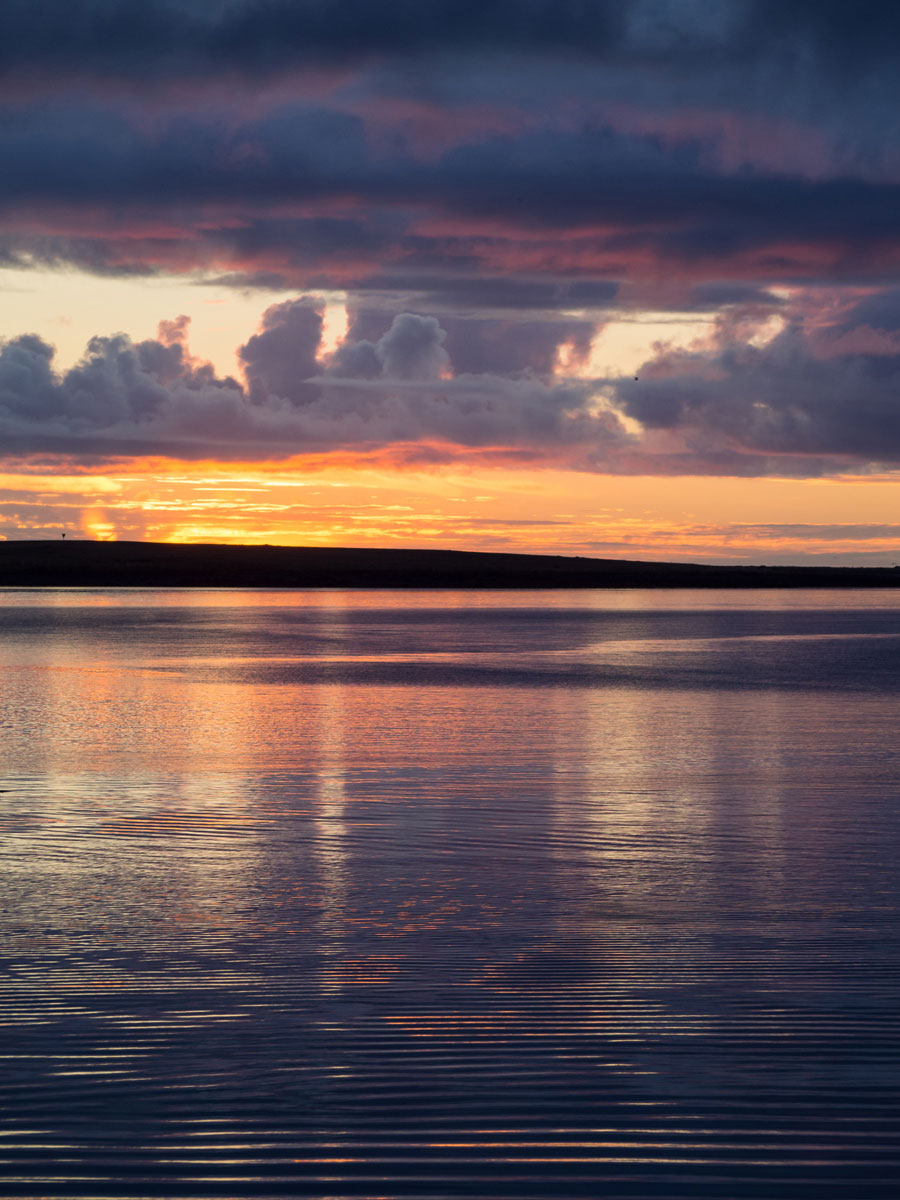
[3,2,900,483]
[3,295,900,477]
[0,302,622,466]
[2,0,900,300]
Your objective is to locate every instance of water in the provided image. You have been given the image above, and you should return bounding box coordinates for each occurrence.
[2,588,900,1199]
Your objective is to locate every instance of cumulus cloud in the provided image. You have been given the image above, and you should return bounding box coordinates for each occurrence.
[0,302,630,466]
[329,313,450,382]
[238,297,324,405]
[4,294,900,478]
[339,309,596,381]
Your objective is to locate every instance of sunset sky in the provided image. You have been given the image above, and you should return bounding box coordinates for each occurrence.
[4,1,900,562]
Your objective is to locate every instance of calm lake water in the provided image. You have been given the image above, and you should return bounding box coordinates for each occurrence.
[2,588,900,1199]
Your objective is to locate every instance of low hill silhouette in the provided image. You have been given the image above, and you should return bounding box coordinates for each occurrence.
[1,540,899,588]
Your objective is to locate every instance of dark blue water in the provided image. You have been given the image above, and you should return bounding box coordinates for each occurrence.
[2,589,900,1198]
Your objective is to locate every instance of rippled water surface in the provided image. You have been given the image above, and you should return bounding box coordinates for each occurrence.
[3,588,900,1198]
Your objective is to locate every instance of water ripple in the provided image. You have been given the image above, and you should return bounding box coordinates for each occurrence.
[1,591,900,1197]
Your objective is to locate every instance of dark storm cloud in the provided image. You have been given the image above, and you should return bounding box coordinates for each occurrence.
[834,289,900,334]
[426,130,900,266]
[689,284,784,310]
[0,1,625,77]
[197,275,621,321]
[0,233,168,278]
[0,103,865,226]
[0,102,368,206]
[342,276,621,315]
[3,1,899,79]
[3,103,900,290]
[1,2,900,303]
[739,0,900,70]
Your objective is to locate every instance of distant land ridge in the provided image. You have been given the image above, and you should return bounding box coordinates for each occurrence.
[1,540,899,588]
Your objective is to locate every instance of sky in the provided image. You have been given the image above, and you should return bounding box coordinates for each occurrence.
[4,1,900,562]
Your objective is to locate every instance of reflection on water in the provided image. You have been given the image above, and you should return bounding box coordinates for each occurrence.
[2,589,900,1198]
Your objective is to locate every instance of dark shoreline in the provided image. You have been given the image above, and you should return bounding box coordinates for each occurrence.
[1,540,899,588]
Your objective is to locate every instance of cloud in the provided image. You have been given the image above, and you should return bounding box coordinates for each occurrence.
[436,315,595,379]
[833,288,900,334]
[3,1,899,82]
[733,523,900,541]
[340,308,596,381]
[239,297,324,404]
[6,295,900,477]
[334,275,620,315]
[5,4,900,481]
[0,301,629,465]
[739,0,900,72]
[4,0,900,300]
[315,313,623,455]
[4,101,900,297]
[689,283,785,310]
[0,1,627,78]
[330,313,451,382]
[615,321,900,463]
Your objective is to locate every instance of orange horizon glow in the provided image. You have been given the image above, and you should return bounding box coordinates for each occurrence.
[2,269,900,566]
[3,456,900,565]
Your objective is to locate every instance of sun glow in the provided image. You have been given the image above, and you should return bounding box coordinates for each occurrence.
[581,312,715,378]
[320,300,349,357]
[3,456,900,565]
[81,506,117,541]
